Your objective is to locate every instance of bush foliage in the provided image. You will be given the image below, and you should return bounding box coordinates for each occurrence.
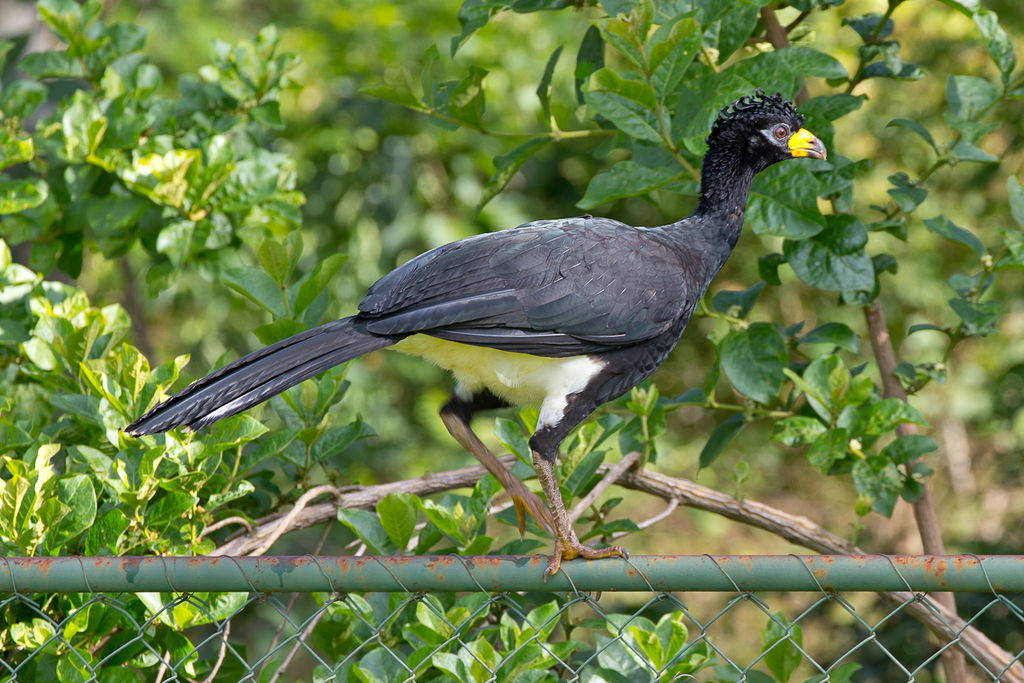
[0,0,1022,679]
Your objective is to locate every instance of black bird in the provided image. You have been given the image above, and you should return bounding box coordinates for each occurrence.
[127,90,825,574]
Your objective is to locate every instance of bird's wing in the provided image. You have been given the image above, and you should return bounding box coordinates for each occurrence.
[357,217,695,356]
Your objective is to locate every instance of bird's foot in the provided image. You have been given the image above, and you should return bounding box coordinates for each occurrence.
[505,478,555,538]
[544,539,628,577]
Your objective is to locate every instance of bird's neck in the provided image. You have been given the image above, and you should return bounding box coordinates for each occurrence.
[693,145,762,247]
[656,145,764,280]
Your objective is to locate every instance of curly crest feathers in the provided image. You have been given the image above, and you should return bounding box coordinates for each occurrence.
[706,88,803,144]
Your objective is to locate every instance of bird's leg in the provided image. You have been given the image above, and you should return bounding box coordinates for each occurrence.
[531,450,627,577]
[440,394,553,536]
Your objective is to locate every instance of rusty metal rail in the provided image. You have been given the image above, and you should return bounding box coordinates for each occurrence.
[1,554,1020,593]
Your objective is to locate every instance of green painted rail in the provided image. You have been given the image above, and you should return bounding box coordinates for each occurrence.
[0,555,1020,593]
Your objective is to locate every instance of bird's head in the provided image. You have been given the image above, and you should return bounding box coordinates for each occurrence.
[706,89,826,172]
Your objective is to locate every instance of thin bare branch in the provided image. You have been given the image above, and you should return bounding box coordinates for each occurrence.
[268,606,328,683]
[214,460,510,556]
[248,485,345,556]
[200,516,254,540]
[613,496,679,539]
[568,451,641,523]
[200,620,230,683]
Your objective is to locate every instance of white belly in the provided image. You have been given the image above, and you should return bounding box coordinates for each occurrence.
[391,335,605,428]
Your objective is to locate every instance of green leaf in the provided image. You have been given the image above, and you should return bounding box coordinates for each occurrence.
[852,458,903,517]
[416,497,470,546]
[923,215,986,255]
[716,2,759,62]
[860,43,924,81]
[536,45,562,122]
[250,101,284,129]
[711,281,765,318]
[360,69,423,110]
[578,160,681,209]
[887,118,937,151]
[842,14,894,41]
[585,68,661,143]
[946,74,999,120]
[699,414,745,469]
[720,322,787,405]
[478,138,549,213]
[85,196,149,255]
[798,322,859,353]
[761,613,803,683]
[62,90,108,162]
[932,0,978,16]
[46,475,97,550]
[784,214,874,292]
[595,14,646,71]
[337,507,398,555]
[83,508,129,555]
[223,266,287,318]
[1,80,48,121]
[258,237,293,285]
[564,448,605,497]
[377,492,418,552]
[451,0,569,54]
[881,434,937,465]
[1007,176,1024,228]
[845,397,928,436]
[294,253,347,317]
[205,414,269,450]
[791,354,844,420]
[648,17,701,101]
[759,253,786,285]
[807,427,849,472]
[154,220,195,268]
[949,298,1001,336]
[446,67,488,128]
[0,177,48,214]
[18,50,86,79]
[773,416,827,448]
[494,417,531,464]
[973,9,1016,83]
[886,172,927,213]
[121,149,201,208]
[206,480,255,512]
[37,0,102,42]
[747,164,825,240]
[950,139,998,163]
[736,47,849,94]
[310,421,368,464]
[146,492,198,532]
[574,25,604,105]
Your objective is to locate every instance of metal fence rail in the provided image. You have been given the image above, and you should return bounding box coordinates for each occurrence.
[1,555,1022,682]
[2,554,1024,593]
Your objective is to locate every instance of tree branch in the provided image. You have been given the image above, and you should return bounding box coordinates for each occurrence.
[759,6,809,103]
[863,299,966,682]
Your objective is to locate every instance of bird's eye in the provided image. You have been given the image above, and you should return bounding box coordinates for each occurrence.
[774,125,788,139]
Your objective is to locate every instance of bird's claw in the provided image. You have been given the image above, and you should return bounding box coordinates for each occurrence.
[507,481,554,538]
[543,541,628,577]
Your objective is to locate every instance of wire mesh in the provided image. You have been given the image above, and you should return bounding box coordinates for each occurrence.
[0,555,1021,682]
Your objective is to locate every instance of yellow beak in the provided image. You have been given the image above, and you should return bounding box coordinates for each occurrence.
[788,128,827,160]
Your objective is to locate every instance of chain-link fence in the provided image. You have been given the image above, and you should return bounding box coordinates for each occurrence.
[1,555,1022,682]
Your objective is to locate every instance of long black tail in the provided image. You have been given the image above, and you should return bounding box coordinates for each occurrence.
[126,316,399,435]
